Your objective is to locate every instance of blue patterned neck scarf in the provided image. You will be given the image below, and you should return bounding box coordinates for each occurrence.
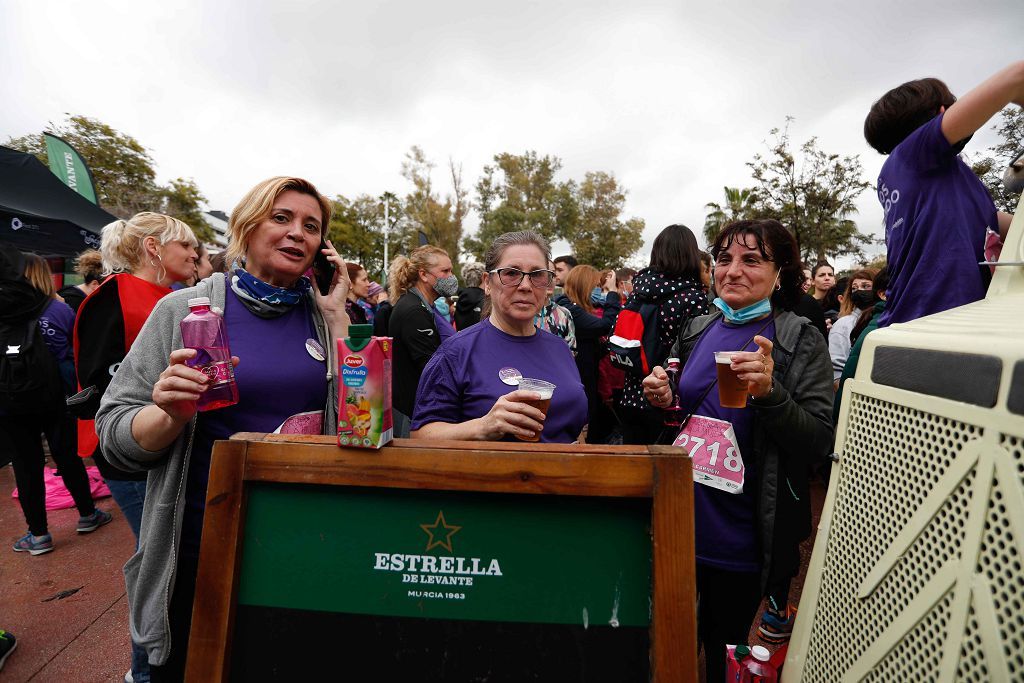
[231,267,311,318]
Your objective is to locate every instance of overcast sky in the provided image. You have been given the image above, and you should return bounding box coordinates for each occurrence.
[4,0,1020,268]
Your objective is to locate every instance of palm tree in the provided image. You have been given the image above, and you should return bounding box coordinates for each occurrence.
[703,186,757,245]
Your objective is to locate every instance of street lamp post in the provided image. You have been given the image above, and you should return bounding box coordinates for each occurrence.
[382,195,390,280]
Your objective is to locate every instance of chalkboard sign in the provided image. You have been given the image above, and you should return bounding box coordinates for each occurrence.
[186,435,696,682]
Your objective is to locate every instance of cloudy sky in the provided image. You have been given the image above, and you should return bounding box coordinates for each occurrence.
[4,0,1020,267]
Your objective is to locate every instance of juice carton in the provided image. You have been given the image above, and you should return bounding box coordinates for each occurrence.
[337,324,393,448]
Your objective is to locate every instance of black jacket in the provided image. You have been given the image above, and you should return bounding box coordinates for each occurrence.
[792,293,827,338]
[618,269,709,411]
[58,285,87,314]
[554,292,620,414]
[454,287,484,331]
[670,309,833,591]
[388,291,440,417]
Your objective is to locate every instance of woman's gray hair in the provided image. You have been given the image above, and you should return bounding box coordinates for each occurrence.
[483,231,552,272]
[461,262,486,288]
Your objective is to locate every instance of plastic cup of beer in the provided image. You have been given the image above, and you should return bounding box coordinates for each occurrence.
[714,351,749,408]
[516,378,555,442]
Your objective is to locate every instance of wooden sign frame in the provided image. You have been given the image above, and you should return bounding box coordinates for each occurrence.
[185,434,696,682]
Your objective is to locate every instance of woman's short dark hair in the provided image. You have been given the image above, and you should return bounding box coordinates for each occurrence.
[873,266,890,294]
[811,261,834,279]
[711,219,803,311]
[649,224,702,280]
[864,77,956,154]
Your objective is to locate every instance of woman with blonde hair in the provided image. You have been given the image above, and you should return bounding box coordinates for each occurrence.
[73,211,198,683]
[387,244,456,436]
[554,264,621,442]
[96,177,351,680]
[3,250,108,557]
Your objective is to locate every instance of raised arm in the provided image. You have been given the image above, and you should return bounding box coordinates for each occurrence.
[941,61,1024,146]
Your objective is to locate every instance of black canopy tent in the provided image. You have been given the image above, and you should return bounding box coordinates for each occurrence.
[0,145,116,257]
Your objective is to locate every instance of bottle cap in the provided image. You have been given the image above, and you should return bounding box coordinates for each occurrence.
[735,645,751,660]
[349,324,373,338]
[751,645,770,662]
[187,297,211,308]
[667,357,680,365]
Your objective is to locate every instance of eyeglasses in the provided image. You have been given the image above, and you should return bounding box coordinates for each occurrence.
[488,268,555,288]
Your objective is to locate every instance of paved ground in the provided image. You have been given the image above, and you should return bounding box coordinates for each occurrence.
[0,456,827,682]
[1,459,133,683]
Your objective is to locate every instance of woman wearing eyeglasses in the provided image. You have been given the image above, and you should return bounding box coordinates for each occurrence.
[411,231,588,443]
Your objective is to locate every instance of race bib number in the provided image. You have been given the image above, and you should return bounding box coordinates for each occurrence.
[672,415,745,494]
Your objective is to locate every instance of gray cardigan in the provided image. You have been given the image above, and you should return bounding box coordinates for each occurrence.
[95,273,338,666]
[669,309,834,591]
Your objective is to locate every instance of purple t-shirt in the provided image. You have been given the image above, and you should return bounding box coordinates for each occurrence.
[433,305,455,343]
[38,298,76,362]
[412,318,588,443]
[181,291,329,559]
[677,317,776,572]
[876,114,997,327]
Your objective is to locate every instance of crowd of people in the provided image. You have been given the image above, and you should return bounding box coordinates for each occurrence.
[0,60,1020,681]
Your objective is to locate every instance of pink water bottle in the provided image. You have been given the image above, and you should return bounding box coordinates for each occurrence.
[743,645,778,682]
[180,297,238,411]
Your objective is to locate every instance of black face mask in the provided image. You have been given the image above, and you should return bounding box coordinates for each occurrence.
[850,289,876,309]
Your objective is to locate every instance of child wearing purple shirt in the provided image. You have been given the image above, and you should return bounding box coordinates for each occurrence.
[865,61,1023,326]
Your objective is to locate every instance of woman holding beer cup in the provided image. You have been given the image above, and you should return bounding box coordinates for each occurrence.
[411,230,587,443]
[642,219,833,683]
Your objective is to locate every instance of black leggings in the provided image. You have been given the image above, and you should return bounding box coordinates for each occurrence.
[2,413,95,536]
[696,563,763,683]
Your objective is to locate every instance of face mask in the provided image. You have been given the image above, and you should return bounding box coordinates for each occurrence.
[850,289,876,309]
[713,269,779,323]
[713,297,773,324]
[434,297,451,321]
[432,274,459,298]
[590,286,605,305]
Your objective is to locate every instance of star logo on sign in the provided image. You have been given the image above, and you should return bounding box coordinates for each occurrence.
[420,510,461,553]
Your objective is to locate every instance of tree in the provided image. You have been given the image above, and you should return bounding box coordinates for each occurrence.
[400,146,466,264]
[6,115,160,218]
[6,115,215,243]
[569,171,645,269]
[703,186,758,245]
[970,107,1024,213]
[464,151,578,261]
[747,118,873,263]
[157,178,215,244]
[327,192,409,279]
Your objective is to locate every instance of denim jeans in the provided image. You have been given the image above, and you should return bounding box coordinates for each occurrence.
[104,478,146,540]
[104,478,150,683]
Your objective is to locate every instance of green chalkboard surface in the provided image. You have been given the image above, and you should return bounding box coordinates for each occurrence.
[185,435,696,682]
[232,484,651,680]
[238,484,651,626]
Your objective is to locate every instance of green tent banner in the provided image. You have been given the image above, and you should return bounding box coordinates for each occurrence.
[43,133,98,205]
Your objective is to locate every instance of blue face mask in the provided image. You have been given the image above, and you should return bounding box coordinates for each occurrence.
[590,286,605,305]
[713,296,772,324]
[434,297,451,321]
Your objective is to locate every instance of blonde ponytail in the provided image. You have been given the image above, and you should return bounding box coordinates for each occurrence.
[387,245,449,299]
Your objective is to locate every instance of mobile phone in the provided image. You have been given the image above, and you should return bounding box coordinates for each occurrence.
[313,240,335,296]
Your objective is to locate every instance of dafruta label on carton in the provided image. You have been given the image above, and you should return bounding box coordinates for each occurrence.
[337,336,394,448]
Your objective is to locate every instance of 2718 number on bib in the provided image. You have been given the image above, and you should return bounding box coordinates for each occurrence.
[671,414,745,494]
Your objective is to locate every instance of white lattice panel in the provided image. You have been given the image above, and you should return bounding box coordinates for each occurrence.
[785,198,1024,683]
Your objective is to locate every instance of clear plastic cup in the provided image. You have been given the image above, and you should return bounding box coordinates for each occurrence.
[516,378,555,442]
